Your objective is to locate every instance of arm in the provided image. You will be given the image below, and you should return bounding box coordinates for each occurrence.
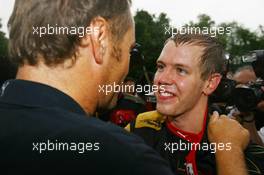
[243,120,264,146]
[256,87,264,112]
[208,111,250,175]
[232,112,264,146]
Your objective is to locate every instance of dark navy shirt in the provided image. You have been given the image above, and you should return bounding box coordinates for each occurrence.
[0,80,173,175]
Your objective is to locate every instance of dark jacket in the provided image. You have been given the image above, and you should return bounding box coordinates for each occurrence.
[0,80,173,175]
[127,110,264,175]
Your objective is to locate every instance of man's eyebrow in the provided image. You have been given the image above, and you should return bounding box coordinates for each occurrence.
[173,63,190,69]
[156,60,165,65]
[156,60,190,69]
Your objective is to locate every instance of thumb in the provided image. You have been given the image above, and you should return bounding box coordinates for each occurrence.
[209,111,219,123]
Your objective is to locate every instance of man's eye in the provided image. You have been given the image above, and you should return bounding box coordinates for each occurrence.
[177,68,187,75]
[156,64,164,71]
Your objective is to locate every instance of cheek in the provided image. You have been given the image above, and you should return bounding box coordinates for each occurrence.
[125,54,130,70]
[153,72,161,85]
[186,80,204,97]
[178,80,186,88]
[121,55,129,77]
[116,51,129,79]
[176,78,188,94]
[177,78,200,98]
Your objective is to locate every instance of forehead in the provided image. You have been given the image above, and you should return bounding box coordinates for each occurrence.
[158,41,204,67]
[126,24,135,43]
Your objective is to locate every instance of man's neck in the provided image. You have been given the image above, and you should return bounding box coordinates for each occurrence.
[16,62,98,115]
[168,97,208,134]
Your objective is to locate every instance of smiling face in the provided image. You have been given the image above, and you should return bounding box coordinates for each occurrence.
[154,41,208,117]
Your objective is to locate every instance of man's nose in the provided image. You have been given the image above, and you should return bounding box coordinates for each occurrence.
[156,69,174,85]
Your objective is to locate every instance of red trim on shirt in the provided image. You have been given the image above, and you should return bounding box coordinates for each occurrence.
[166,107,208,175]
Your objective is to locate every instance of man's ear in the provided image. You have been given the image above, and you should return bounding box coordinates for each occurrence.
[203,73,222,95]
[81,17,108,64]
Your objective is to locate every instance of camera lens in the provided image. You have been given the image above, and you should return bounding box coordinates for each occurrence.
[233,87,262,112]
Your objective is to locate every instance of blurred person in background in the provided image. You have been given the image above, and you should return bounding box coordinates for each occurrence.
[232,65,264,145]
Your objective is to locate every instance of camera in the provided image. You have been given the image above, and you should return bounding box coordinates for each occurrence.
[232,80,264,112]
[210,50,264,113]
[244,50,264,80]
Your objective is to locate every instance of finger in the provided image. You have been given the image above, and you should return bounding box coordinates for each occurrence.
[219,114,229,120]
[209,111,219,123]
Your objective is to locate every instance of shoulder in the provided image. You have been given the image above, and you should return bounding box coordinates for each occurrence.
[80,117,173,175]
[125,110,166,132]
[1,106,172,174]
[124,111,167,147]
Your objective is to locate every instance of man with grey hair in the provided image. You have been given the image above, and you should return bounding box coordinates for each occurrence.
[0,0,175,174]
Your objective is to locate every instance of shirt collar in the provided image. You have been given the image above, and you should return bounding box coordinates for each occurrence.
[166,107,208,143]
[0,79,86,115]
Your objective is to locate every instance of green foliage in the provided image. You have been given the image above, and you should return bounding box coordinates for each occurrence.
[129,10,171,79]
[0,19,8,57]
[186,14,215,28]
[0,19,17,83]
